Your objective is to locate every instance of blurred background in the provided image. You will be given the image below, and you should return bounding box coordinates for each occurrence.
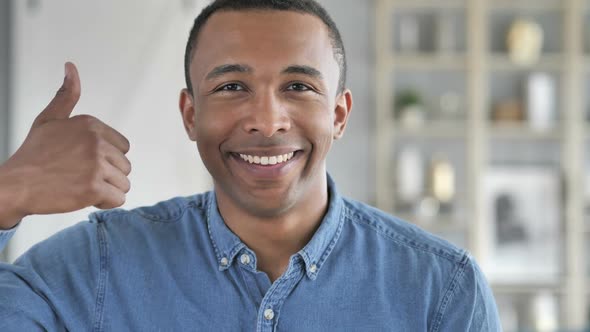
[0,0,589,331]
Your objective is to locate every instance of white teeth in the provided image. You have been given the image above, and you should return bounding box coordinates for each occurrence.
[238,152,296,165]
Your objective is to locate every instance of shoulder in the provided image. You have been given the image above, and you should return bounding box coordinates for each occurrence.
[339,198,500,330]
[15,192,212,269]
[73,192,214,259]
[341,197,467,264]
[90,191,211,225]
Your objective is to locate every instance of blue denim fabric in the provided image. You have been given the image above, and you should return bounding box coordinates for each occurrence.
[0,177,500,331]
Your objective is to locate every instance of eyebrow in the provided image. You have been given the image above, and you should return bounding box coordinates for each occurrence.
[204,63,324,81]
[281,65,324,80]
[205,64,253,81]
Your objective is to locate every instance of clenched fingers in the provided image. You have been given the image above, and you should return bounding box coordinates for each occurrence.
[71,115,130,154]
[102,161,131,194]
[101,123,130,154]
[103,142,132,176]
[93,182,126,210]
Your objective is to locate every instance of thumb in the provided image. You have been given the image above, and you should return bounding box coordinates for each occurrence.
[34,62,81,125]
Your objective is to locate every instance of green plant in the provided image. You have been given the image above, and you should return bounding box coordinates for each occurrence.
[394,89,423,116]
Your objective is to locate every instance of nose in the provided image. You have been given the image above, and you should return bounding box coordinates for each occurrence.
[242,90,291,137]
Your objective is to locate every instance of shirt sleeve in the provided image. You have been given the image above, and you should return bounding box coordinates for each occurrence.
[0,263,64,331]
[0,220,100,331]
[0,224,55,330]
[432,254,502,332]
[0,222,19,253]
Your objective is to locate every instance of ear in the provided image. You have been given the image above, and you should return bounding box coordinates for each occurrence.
[333,89,353,140]
[179,88,197,141]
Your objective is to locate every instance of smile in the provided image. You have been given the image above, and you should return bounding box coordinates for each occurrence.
[238,152,295,165]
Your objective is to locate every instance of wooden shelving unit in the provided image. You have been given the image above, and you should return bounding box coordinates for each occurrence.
[489,54,564,71]
[375,0,588,329]
[394,124,467,139]
[391,0,465,10]
[490,0,564,11]
[392,54,467,70]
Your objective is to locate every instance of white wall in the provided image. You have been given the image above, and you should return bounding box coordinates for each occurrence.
[8,0,211,261]
[1,1,9,163]
[0,1,11,263]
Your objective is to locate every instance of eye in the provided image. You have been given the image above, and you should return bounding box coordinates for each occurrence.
[287,83,312,92]
[216,83,244,92]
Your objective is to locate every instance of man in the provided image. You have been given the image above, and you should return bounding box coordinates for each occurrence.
[0,0,501,330]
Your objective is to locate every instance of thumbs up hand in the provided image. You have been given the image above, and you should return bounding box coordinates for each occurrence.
[0,62,132,229]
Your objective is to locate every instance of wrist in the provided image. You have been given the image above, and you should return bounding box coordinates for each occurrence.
[0,163,29,229]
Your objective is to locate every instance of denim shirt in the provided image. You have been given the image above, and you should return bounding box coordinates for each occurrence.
[0,178,501,331]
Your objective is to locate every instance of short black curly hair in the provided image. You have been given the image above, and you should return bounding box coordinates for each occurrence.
[184,0,347,95]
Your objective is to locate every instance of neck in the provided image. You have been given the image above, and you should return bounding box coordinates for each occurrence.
[216,175,329,282]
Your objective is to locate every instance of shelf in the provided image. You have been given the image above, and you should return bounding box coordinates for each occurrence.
[494,279,590,295]
[492,281,563,294]
[489,124,562,140]
[391,0,465,10]
[489,54,564,71]
[491,276,590,295]
[390,54,467,70]
[489,0,563,11]
[394,123,467,138]
[394,213,465,233]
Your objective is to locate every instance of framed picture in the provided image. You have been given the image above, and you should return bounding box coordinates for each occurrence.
[482,166,561,283]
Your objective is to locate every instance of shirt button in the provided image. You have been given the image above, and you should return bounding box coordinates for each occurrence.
[240,254,251,265]
[220,257,229,267]
[264,308,275,320]
[309,264,317,273]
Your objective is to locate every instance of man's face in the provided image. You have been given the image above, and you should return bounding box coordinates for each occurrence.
[180,10,352,217]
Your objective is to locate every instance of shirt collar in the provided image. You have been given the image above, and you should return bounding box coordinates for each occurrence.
[206,174,345,280]
[298,174,345,280]
[206,192,246,271]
